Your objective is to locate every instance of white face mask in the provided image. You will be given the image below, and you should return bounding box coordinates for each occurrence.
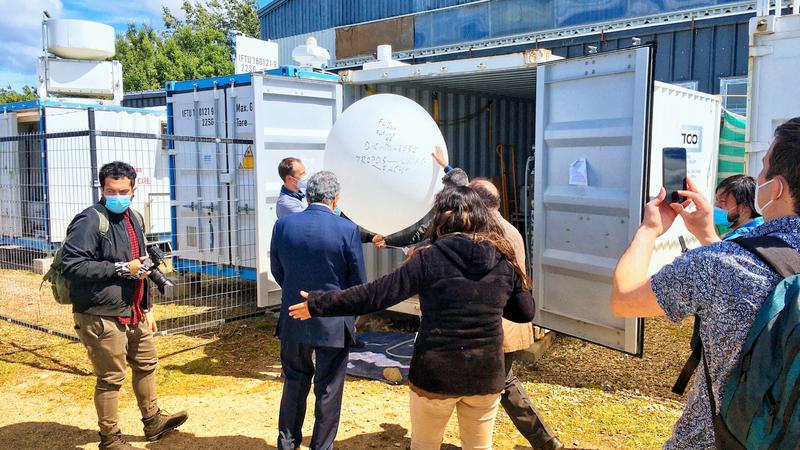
[291,176,307,191]
[754,178,783,215]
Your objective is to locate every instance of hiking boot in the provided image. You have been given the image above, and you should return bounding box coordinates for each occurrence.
[98,432,142,450]
[142,409,188,441]
[538,437,564,450]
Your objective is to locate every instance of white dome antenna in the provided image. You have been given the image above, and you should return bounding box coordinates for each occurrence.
[291,36,330,69]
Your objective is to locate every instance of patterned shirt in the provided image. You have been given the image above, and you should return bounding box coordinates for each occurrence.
[651,216,800,450]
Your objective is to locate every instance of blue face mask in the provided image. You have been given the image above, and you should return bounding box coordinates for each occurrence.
[105,195,132,214]
[713,206,733,227]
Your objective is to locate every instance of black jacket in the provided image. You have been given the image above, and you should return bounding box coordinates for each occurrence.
[308,233,535,396]
[60,202,150,317]
[384,210,432,247]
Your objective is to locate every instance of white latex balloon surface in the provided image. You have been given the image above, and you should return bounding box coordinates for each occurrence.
[324,94,447,236]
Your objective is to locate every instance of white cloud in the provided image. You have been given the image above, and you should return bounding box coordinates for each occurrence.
[0,0,63,77]
[0,0,201,89]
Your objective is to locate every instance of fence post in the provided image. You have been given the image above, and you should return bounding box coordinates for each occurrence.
[88,108,99,204]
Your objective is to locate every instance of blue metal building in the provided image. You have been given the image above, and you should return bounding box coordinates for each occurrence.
[259,0,759,105]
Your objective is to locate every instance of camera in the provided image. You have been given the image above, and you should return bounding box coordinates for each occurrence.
[140,244,175,294]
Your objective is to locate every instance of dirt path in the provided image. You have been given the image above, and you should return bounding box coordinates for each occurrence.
[0,314,690,449]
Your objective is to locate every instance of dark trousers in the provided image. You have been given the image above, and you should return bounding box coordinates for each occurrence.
[501,352,561,450]
[278,340,349,450]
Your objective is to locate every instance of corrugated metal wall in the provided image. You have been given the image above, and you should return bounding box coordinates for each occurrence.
[259,0,750,42]
[269,10,750,95]
[543,15,751,94]
[349,83,535,279]
[122,90,167,108]
[389,13,753,95]
[273,28,337,66]
[260,0,481,39]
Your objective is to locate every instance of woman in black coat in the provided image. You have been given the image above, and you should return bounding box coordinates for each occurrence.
[289,186,535,449]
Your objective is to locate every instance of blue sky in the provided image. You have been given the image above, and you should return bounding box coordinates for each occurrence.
[0,0,276,91]
[0,0,270,91]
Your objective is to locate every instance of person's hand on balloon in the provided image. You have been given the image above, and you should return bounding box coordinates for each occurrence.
[432,145,448,169]
[372,234,386,249]
[288,291,313,320]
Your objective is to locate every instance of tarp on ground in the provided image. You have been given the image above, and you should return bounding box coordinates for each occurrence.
[347,331,414,385]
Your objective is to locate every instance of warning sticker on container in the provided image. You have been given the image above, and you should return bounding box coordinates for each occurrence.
[240,146,254,169]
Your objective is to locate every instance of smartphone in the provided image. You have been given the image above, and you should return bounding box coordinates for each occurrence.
[662,147,687,203]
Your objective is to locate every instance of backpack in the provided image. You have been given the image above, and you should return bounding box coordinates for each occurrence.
[42,205,144,304]
[703,235,800,450]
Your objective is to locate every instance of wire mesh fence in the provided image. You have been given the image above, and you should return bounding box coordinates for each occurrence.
[0,125,264,340]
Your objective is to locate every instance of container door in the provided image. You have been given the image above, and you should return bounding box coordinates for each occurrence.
[252,75,343,307]
[172,88,231,266]
[746,13,800,176]
[0,113,23,237]
[226,84,257,272]
[533,46,654,355]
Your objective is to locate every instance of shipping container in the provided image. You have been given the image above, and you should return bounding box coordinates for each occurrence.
[165,68,340,307]
[170,48,720,355]
[745,3,800,175]
[334,47,720,353]
[0,99,168,250]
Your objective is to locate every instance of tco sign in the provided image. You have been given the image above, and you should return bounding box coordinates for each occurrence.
[681,126,703,153]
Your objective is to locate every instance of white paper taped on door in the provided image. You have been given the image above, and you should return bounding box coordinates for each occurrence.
[324,94,447,236]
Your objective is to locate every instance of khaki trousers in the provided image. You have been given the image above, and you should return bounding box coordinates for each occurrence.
[409,389,501,450]
[73,313,159,436]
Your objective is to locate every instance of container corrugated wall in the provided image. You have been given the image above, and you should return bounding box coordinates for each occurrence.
[122,90,167,108]
[352,83,535,279]
[260,0,482,39]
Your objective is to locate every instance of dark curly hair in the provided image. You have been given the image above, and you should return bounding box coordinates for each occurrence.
[427,186,529,288]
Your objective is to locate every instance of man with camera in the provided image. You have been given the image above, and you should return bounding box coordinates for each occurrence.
[61,161,187,450]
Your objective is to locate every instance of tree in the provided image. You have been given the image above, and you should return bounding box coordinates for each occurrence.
[0,86,37,104]
[115,0,258,92]
[115,25,162,91]
[165,0,260,39]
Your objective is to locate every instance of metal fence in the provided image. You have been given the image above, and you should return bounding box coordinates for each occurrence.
[0,128,263,340]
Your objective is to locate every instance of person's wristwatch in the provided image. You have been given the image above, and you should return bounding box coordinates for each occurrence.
[114,262,138,279]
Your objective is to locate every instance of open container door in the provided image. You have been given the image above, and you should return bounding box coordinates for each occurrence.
[253,74,343,308]
[533,46,654,356]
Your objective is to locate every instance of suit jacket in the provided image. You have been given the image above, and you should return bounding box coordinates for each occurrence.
[270,203,367,348]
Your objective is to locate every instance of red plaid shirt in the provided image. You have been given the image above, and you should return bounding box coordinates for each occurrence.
[117,211,145,326]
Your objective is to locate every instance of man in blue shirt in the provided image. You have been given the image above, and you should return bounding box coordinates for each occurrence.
[276,157,307,219]
[610,117,800,449]
[713,174,764,240]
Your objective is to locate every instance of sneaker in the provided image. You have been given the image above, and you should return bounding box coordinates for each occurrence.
[142,409,188,441]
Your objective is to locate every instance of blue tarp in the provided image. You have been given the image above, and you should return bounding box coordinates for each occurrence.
[347,332,415,385]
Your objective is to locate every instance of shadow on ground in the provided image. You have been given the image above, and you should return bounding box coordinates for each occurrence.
[0,421,464,450]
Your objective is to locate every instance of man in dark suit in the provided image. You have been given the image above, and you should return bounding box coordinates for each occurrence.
[270,171,366,450]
